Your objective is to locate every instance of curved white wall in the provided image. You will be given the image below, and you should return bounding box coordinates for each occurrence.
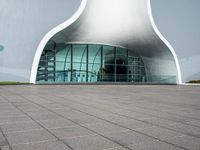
[30,0,87,83]
[147,0,182,84]
[2,0,198,83]
[151,0,200,82]
[31,0,182,84]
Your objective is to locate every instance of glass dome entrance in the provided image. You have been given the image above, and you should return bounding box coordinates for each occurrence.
[36,43,146,83]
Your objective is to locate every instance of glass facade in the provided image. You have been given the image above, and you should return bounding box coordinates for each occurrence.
[36,43,146,83]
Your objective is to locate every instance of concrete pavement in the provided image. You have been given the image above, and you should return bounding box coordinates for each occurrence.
[0,85,200,150]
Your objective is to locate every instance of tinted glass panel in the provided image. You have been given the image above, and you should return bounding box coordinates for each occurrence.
[36,43,146,83]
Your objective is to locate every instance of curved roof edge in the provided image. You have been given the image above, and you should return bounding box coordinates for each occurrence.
[30,0,88,83]
[147,0,182,84]
[30,0,182,84]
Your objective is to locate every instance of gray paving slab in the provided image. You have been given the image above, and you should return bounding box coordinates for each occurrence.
[0,133,8,147]
[42,103,67,110]
[0,85,200,150]
[0,146,11,150]
[140,117,178,127]
[0,121,42,133]
[166,122,200,138]
[166,135,200,150]
[83,122,129,135]
[63,134,120,150]
[137,126,184,140]
[69,116,105,125]
[50,126,95,139]
[116,119,154,130]
[0,116,32,125]
[0,107,18,112]
[104,147,129,150]
[128,140,184,150]
[5,129,56,146]
[104,130,156,147]
[38,119,77,129]
[11,141,71,150]
[18,105,49,113]
[55,109,92,119]
[28,112,63,121]
[0,111,26,118]
[95,114,131,123]
[187,120,200,128]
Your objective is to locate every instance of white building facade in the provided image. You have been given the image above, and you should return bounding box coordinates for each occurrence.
[0,0,199,84]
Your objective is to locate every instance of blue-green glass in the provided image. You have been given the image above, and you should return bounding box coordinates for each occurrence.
[73,45,87,63]
[103,45,115,65]
[37,43,147,83]
[55,46,68,82]
[56,47,66,71]
[71,45,87,82]
[88,45,101,64]
[88,45,101,82]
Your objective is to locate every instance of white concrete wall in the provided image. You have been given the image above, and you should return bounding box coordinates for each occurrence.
[0,0,199,83]
[151,0,200,82]
[45,0,180,84]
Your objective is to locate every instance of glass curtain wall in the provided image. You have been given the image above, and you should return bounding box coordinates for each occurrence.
[36,43,146,83]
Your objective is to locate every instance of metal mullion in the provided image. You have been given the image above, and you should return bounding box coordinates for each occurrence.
[51,42,56,82]
[63,46,71,82]
[45,52,48,82]
[70,44,73,82]
[114,47,117,82]
[86,45,89,82]
[101,45,103,82]
[79,45,87,74]
[91,46,101,73]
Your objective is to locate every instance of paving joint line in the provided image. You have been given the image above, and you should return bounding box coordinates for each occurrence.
[0,123,13,150]
[67,95,200,129]
[20,95,133,150]
[37,95,188,150]
[118,101,200,122]
[2,86,197,150]
[57,95,200,139]
[9,139,58,147]
[1,94,74,150]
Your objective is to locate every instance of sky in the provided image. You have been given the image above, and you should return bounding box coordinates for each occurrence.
[151,0,200,80]
[151,0,200,58]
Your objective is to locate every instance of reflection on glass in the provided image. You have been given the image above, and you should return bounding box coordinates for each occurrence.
[36,43,147,83]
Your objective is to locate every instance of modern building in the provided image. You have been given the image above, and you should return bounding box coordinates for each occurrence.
[0,0,200,84]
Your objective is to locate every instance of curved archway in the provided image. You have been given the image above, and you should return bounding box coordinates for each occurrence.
[30,0,88,83]
[31,0,182,84]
